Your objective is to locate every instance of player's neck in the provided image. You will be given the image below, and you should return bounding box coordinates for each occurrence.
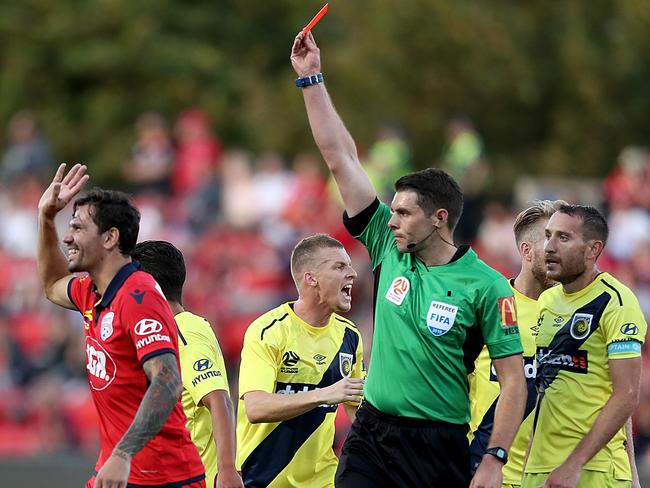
[416,234,457,266]
[293,297,332,328]
[90,254,133,297]
[561,265,601,294]
[168,301,185,315]
[513,271,547,300]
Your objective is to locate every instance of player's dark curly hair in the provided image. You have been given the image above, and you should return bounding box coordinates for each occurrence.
[394,168,464,232]
[132,240,185,304]
[73,188,140,255]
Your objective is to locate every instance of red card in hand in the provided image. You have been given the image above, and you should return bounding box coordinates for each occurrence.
[303,3,329,35]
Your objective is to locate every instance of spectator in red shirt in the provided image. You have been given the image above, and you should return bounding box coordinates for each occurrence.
[36,164,205,488]
[171,109,223,196]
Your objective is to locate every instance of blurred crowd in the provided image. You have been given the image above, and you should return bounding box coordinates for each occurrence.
[1,109,649,474]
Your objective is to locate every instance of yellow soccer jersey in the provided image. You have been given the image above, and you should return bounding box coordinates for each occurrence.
[468,281,539,485]
[526,273,647,478]
[177,311,231,488]
[237,302,364,488]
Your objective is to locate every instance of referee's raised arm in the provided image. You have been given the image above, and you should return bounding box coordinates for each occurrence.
[291,31,376,217]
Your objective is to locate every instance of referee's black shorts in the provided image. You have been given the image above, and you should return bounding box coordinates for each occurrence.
[335,401,471,488]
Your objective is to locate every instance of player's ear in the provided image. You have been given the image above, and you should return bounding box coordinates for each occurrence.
[304,271,318,287]
[103,227,120,251]
[432,209,448,228]
[587,239,604,261]
[519,241,532,261]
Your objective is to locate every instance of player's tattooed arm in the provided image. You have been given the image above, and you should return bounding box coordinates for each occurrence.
[114,352,182,458]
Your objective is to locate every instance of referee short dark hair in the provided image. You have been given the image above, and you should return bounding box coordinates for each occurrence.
[291,234,344,288]
[394,168,464,232]
[557,204,609,245]
[132,240,186,304]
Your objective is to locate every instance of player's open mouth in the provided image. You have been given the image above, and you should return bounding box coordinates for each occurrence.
[68,249,79,259]
[341,284,352,299]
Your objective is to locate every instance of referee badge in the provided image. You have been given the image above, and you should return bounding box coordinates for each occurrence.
[426,300,458,337]
[339,353,354,378]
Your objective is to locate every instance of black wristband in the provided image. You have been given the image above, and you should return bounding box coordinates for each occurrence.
[485,447,508,464]
[295,72,324,88]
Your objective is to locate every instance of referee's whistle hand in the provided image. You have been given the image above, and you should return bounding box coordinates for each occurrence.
[319,377,364,405]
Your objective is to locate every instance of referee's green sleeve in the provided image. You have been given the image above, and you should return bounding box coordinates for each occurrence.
[479,277,524,359]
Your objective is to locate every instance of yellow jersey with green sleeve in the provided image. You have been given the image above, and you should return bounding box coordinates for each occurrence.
[468,281,540,485]
[343,198,523,422]
[176,311,232,488]
[526,272,647,479]
[237,302,364,488]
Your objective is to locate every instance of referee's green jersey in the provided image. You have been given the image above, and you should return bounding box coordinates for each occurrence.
[344,199,523,423]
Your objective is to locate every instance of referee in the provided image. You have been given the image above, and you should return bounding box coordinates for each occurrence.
[291,32,527,488]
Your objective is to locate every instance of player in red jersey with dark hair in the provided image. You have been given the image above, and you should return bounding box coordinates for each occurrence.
[36,163,205,488]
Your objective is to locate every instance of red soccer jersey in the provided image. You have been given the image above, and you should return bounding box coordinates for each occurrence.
[68,262,204,486]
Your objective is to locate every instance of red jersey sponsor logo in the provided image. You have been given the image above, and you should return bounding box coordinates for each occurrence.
[134,318,163,336]
[498,296,518,327]
[136,333,172,350]
[86,337,117,390]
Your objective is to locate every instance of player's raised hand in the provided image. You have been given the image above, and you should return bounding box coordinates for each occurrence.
[319,377,364,405]
[291,31,321,77]
[38,163,89,219]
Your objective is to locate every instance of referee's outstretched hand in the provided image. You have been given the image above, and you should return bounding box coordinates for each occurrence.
[319,377,364,405]
[38,163,89,219]
[291,31,321,78]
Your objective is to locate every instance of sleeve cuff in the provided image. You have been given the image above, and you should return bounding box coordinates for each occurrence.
[486,339,524,359]
[140,348,176,366]
[343,198,380,237]
[67,277,79,311]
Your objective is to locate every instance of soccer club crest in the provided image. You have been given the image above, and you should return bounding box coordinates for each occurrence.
[100,312,115,341]
[339,353,353,378]
[570,313,593,340]
[426,300,458,337]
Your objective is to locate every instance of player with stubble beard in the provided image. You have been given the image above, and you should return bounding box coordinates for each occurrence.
[37,164,205,488]
[523,205,646,488]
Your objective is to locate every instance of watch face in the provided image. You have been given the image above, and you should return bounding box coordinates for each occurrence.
[487,447,507,463]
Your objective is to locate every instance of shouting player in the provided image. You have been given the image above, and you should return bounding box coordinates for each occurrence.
[237,234,364,488]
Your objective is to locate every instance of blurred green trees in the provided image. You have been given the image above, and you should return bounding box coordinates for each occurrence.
[1,0,649,188]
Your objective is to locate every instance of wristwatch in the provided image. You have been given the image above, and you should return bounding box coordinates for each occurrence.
[295,72,324,88]
[485,447,508,464]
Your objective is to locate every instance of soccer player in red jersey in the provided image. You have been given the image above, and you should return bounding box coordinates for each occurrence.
[36,164,205,488]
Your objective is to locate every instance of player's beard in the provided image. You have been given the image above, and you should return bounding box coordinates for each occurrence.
[549,253,587,286]
[532,255,556,290]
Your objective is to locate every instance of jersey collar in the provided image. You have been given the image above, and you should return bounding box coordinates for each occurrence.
[94,261,141,313]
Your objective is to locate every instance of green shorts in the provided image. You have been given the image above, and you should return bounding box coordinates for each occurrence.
[522,470,631,488]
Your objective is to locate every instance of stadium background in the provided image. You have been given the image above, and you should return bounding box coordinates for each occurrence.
[1,1,650,485]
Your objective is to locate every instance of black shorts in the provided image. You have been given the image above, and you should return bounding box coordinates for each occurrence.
[335,401,471,488]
